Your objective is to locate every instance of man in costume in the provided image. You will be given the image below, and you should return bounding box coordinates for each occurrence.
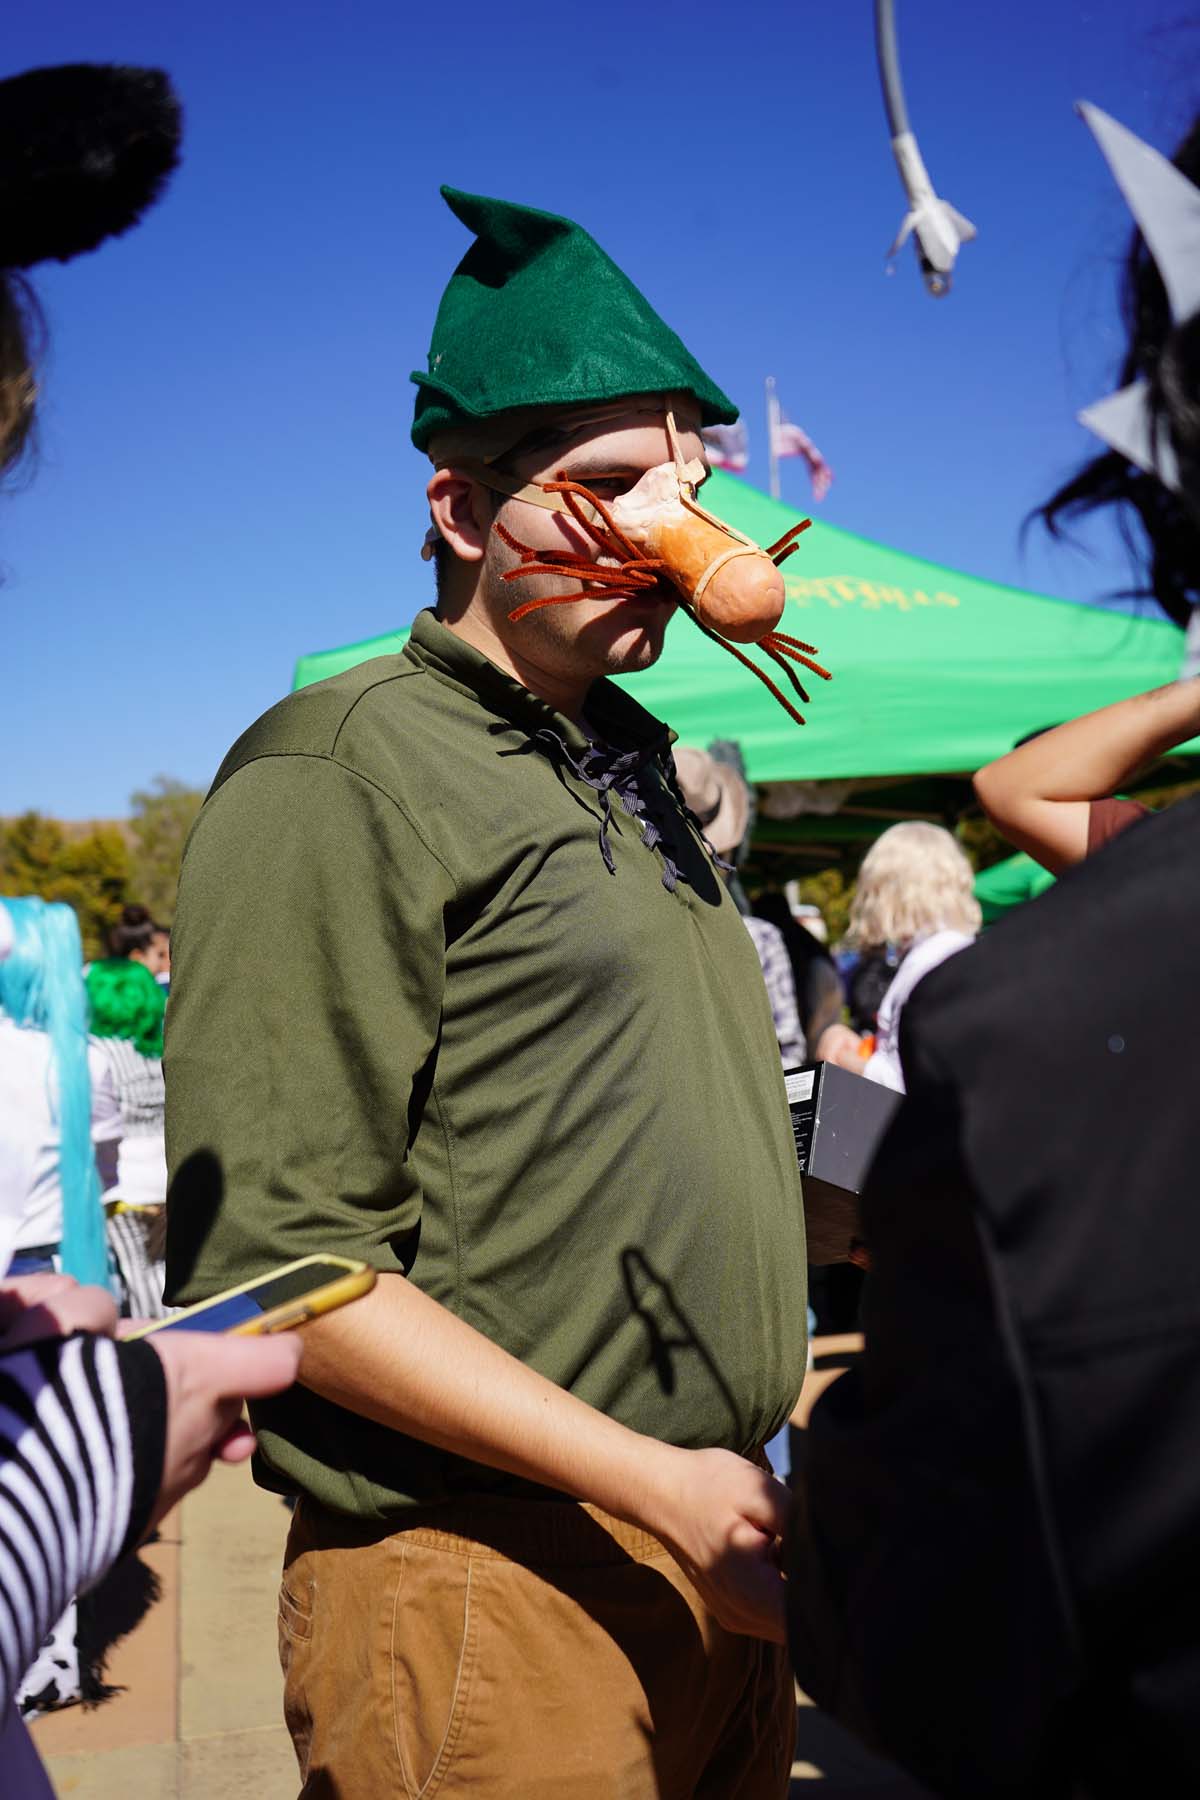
[166,187,807,1797]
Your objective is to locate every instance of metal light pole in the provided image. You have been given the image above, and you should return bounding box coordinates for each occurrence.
[765,375,781,501]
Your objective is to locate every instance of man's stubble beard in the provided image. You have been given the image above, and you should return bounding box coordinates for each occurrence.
[481,531,675,682]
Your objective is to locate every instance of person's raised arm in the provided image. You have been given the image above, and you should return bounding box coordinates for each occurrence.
[973,678,1200,874]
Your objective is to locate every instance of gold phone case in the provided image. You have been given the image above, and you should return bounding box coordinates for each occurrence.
[129,1254,376,1338]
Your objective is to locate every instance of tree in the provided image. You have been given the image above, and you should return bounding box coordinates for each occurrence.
[955,812,1013,875]
[0,813,130,958]
[128,776,205,924]
[791,866,854,947]
[46,827,131,957]
[0,811,67,894]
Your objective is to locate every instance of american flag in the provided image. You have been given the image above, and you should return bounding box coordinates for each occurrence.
[701,421,748,472]
[770,414,833,502]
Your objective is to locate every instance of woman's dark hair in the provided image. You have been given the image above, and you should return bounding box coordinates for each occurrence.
[1038,113,1200,626]
[108,902,159,958]
[847,951,896,1036]
[0,272,42,478]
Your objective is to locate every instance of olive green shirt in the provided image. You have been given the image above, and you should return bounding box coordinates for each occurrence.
[165,610,806,1517]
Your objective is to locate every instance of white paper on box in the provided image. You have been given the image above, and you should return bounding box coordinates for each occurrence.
[784,1069,816,1105]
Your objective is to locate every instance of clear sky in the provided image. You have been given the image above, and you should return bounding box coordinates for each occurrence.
[3,0,1197,817]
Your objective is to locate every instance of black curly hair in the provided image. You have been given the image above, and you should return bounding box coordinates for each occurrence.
[1038,112,1200,627]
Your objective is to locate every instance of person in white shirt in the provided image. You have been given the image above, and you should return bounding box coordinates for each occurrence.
[817,822,980,1093]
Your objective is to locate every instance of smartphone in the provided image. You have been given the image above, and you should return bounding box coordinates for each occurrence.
[129,1254,376,1338]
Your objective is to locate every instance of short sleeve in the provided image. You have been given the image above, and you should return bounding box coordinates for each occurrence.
[1086,796,1151,857]
[164,754,457,1304]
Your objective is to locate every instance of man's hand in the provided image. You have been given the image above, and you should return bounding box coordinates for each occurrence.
[0,1274,118,1348]
[297,1274,798,1642]
[644,1445,792,1644]
[143,1330,302,1532]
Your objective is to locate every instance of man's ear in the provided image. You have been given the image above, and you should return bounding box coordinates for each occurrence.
[427,468,491,564]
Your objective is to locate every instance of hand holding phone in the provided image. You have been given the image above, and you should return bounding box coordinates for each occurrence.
[128,1255,376,1339]
[143,1329,302,1533]
[127,1255,374,1533]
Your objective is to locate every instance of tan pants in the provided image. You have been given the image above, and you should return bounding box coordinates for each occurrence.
[279,1493,795,1799]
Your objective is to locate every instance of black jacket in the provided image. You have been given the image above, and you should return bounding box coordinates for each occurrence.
[790,796,1200,1797]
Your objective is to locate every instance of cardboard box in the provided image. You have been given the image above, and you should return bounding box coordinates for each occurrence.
[784,1061,902,1263]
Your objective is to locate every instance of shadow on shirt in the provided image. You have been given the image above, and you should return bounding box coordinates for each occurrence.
[163,1147,224,1301]
[621,1247,741,1439]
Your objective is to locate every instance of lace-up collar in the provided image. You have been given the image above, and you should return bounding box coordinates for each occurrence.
[404,609,727,890]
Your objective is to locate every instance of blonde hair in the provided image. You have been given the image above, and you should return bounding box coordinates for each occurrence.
[845,821,981,951]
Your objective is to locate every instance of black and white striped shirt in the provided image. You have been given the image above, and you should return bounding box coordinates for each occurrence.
[0,1334,164,1712]
[93,1037,165,1137]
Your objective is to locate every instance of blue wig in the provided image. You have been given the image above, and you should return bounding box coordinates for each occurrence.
[0,898,108,1285]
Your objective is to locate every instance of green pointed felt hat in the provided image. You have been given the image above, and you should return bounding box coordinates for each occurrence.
[411,187,737,453]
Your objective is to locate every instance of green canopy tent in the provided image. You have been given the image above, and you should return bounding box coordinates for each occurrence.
[294,472,1191,860]
[974,851,1058,923]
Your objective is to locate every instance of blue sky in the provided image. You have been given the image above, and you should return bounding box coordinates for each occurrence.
[3,0,1197,816]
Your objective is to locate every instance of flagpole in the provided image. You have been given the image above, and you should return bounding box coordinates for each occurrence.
[766,375,780,501]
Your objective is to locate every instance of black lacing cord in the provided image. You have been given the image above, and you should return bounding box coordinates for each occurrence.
[533,729,726,893]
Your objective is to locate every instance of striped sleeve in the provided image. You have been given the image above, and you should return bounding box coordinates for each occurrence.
[0,1335,166,1713]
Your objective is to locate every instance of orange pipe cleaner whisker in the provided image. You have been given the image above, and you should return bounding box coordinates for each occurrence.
[682,607,810,728]
[496,473,832,725]
[760,640,812,706]
[508,591,620,622]
[539,478,647,564]
[764,630,833,682]
[766,519,813,564]
[494,511,664,597]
